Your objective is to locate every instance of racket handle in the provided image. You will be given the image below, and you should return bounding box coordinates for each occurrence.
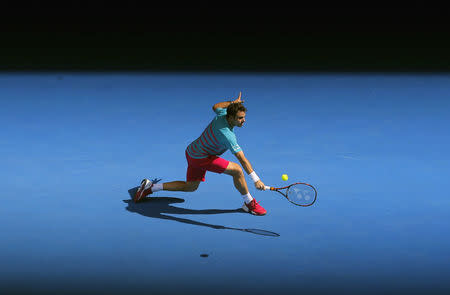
[264,186,272,191]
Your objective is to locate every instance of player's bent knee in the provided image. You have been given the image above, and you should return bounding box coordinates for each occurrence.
[185,181,200,192]
[235,166,244,177]
[224,162,243,177]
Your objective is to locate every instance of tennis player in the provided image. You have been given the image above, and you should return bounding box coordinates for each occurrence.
[134,92,267,216]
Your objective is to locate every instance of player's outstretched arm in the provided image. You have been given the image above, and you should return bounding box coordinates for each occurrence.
[235,151,265,190]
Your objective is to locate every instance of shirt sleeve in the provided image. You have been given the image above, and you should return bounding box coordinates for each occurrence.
[220,131,242,154]
[214,108,227,116]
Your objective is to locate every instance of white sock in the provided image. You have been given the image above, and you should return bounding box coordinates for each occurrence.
[151,183,163,192]
[242,192,253,204]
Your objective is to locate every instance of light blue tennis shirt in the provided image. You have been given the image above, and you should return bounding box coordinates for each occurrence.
[186,108,242,159]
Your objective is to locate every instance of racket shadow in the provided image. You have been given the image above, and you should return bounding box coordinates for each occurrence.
[123,187,280,237]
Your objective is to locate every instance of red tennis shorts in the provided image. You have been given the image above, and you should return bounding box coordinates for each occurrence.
[185,150,230,182]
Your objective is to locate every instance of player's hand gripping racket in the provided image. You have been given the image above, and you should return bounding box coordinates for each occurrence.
[264,182,317,207]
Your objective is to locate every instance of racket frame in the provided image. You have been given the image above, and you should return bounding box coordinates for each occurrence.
[266,182,317,207]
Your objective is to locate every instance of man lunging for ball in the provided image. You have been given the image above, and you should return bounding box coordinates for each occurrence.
[134,92,267,216]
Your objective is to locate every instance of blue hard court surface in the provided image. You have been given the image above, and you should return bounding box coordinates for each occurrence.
[1,73,449,294]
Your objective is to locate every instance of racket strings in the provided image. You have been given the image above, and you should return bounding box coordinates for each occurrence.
[287,184,316,206]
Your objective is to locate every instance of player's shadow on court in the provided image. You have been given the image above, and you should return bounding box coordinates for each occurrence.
[123,187,280,237]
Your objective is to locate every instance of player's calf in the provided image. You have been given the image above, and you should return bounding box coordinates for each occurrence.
[161,180,201,192]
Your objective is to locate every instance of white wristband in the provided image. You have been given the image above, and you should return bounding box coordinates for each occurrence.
[249,171,260,183]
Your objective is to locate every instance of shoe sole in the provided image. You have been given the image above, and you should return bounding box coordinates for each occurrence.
[134,179,150,202]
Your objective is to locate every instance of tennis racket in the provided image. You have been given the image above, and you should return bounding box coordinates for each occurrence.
[264,182,317,207]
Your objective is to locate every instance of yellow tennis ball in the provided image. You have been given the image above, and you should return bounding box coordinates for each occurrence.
[282,174,288,181]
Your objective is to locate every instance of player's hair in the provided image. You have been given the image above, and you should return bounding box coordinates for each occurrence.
[226,102,247,119]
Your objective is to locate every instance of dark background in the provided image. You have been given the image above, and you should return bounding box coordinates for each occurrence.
[1,11,450,72]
